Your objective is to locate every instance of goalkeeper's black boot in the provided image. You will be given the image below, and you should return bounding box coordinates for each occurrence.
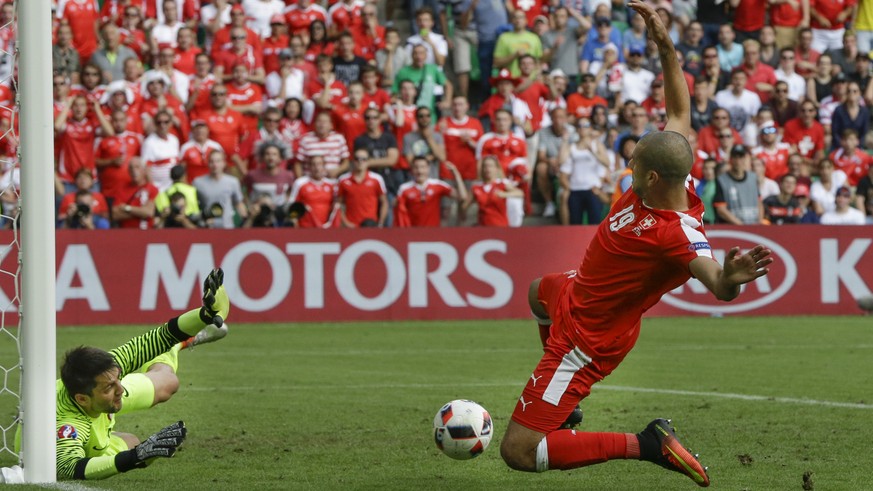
[636,418,710,487]
[560,405,584,429]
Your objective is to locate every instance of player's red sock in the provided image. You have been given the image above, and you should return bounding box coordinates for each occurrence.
[538,323,550,348]
[545,430,639,469]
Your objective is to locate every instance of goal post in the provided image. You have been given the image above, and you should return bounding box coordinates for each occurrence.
[18,0,57,483]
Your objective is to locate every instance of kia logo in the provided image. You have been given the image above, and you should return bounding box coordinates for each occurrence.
[662,230,797,314]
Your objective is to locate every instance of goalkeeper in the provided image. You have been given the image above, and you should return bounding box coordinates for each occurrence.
[41,268,229,480]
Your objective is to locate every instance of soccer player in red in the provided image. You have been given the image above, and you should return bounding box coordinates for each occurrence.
[499,3,773,487]
[439,95,484,181]
[394,157,466,227]
[288,155,338,228]
[337,149,388,227]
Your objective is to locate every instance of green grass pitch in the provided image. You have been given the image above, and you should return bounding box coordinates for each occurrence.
[1,316,871,490]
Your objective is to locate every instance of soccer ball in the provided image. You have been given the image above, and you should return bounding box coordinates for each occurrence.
[432,399,493,460]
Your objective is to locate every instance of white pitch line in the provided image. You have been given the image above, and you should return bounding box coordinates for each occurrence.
[184,382,873,409]
[37,482,99,491]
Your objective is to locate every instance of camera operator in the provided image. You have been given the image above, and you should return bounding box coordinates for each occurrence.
[156,192,205,229]
[61,190,110,230]
[242,192,281,228]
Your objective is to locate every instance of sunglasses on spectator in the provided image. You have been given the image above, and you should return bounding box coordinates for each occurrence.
[417,113,431,118]
[211,92,227,96]
[365,114,380,120]
[761,126,777,135]
[265,118,281,123]
[156,120,171,125]
[232,35,246,40]
[125,11,139,17]
[718,134,732,139]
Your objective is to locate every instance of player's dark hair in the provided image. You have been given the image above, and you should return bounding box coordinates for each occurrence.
[60,346,119,397]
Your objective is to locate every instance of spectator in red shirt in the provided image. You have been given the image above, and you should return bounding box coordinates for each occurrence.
[698,107,742,155]
[386,80,419,171]
[305,20,334,62]
[770,0,810,50]
[732,0,768,42]
[283,0,328,43]
[830,128,873,186]
[214,27,267,85]
[119,5,148,62]
[95,109,141,200]
[337,148,389,227]
[466,155,524,227]
[394,157,466,227]
[351,4,385,62]
[332,81,368,153]
[327,0,364,39]
[476,108,529,178]
[288,155,339,228]
[212,4,263,58]
[57,0,101,63]
[794,28,821,79]
[479,69,533,136]
[55,95,113,194]
[191,83,248,174]
[740,39,778,104]
[279,98,310,156]
[810,0,857,53]
[112,157,158,229]
[174,27,201,76]
[515,54,550,134]
[567,73,608,122]
[58,169,111,229]
[227,63,265,135]
[139,71,189,142]
[262,15,290,76]
[186,53,218,115]
[783,99,826,173]
[438,95,484,182]
[360,65,391,114]
[179,119,224,182]
[288,34,318,83]
[753,123,792,179]
[306,54,348,116]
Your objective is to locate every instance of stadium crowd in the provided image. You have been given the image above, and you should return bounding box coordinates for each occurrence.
[5,0,873,228]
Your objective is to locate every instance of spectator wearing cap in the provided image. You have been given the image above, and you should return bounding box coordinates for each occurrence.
[179,119,224,182]
[265,49,305,105]
[242,0,284,39]
[567,73,608,122]
[193,150,249,229]
[90,23,138,84]
[580,17,623,76]
[810,0,858,53]
[186,53,218,115]
[792,182,820,223]
[262,14,291,76]
[854,160,873,222]
[677,21,706,77]
[212,4,263,58]
[470,0,509,97]
[715,70,761,133]
[783,99,826,172]
[494,9,544,78]
[393,45,452,117]
[811,157,850,214]
[479,69,532,136]
[794,28,821,79]
[739,40,778,104]
[154,164,201,218]
[619,45,655,105]
[775,48,807,101]
[149,0,186,55]
[623,11,649,63]
[713,144,765,224]
[53,24,81,85]
[436,0,479,99]
[763,174,805,224]
[753,123,791,179]
[820,186,866,224]
[541,7,585,96]
[829,128,872,186]
[831,80,870,150]
[214,26,267,85]
[100,80,143,134]
[770,0,809,50]
[283,0,328,43]
[716,24,744,73]
[732,0,768,42]
[690,77,719,132]
[539,70,570,129]
[333,32,369,87]
[95,109,142,201]
[174,27,202,76]
[327,0,365,39]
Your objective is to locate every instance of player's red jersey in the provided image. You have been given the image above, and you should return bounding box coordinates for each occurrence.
[226,82,264,134]
[94,132,141,199]
[332,105,367,152]
[337,170,386,226]
[191,108,247,159]
[475,132,528,175]
[440,115,484,180]
[471,179,512,227]
[57,118,98,183]
[284,3,328,37]
[829,147,873,186]
[361,88,391,112]
[753,143,791,180]
[327,0,364,33]
[59,191,109,217]
[567,93,608,120]
[58,0,100,62]
[393,179,452,227]
[180,139,224,182]
[782,118,825,160]
[262,34,290,75]
[116,181,159,229]
[516,81,550,131]
[288,176,337,228]
[567,188,713,361]
[810,0,857,29]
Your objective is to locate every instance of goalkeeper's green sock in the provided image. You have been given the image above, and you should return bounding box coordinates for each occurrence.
[177,308,209,337]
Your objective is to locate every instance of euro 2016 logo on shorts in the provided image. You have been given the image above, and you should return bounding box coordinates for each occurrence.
[57,425,78,440]
[663,230,796,314]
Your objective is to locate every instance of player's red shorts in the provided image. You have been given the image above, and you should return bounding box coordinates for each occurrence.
[511,271,620,434]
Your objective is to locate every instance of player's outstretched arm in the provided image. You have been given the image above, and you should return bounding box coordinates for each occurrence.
[628,0,690,137]
[690,246,773,301]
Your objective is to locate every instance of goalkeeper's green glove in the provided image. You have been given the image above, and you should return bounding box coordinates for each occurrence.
[115,421,187,472]
[200,268,230,326]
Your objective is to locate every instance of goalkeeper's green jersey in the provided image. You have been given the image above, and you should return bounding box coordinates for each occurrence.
[52,320,187,480]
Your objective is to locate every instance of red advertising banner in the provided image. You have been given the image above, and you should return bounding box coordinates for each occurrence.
[1,225,870,326]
